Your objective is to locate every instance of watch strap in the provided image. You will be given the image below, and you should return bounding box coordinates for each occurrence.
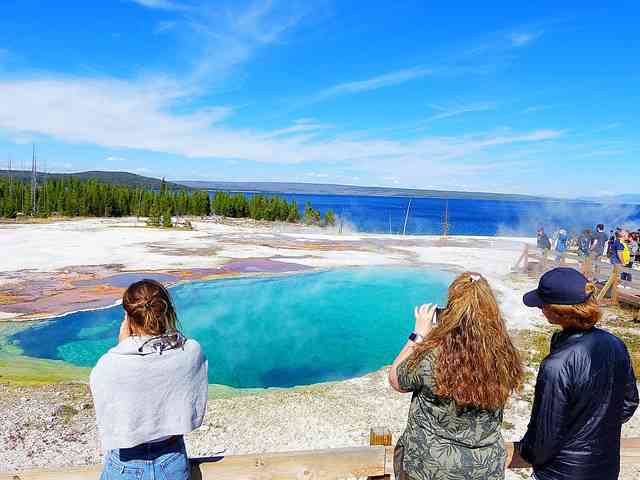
[408,331,425,343]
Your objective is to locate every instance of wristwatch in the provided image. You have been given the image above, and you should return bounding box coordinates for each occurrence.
[408,332,425,343]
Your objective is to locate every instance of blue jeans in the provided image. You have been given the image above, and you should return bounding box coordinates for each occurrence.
[100,436,190,480]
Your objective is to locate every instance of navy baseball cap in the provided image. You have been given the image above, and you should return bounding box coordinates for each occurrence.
[523,267,591,308]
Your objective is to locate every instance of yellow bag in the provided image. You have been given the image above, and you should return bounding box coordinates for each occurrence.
[621,242,631,265]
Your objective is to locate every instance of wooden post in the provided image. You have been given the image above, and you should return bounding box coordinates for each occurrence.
[514,245,525,272]
[523,244,529,273]
[369,427,392,480]
[597,268,616,302]
[612,265,620,305]
[582,256,593,279]
[560,252,566,266]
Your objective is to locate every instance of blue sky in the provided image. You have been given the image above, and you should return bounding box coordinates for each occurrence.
[0,1,637,197]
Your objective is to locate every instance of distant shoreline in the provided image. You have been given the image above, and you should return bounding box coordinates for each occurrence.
[181,180,554,202]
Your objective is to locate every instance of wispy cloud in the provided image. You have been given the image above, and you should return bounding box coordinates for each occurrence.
[260,119,331,139]
[521,104,556,114]
[183,1,311,85]
[0,76,562,169]
[105,156,127,162]
[509,31,543,47]
[422,102,496,124]
[593,122,622,133]
[154,21,178,33]
[302,22,547,108]
[575,149,626,159]
[130,0,186,11]
[128,1,311,90]
[310,66,433,103]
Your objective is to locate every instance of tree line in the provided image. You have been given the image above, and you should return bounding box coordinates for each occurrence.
[0,176,209,219]
[0,176,336,227]
[210,191,335,226]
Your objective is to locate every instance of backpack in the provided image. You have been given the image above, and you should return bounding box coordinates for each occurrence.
[621,242,631,265]
[606,236,615,256]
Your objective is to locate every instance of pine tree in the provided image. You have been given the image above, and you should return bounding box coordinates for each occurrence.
[303,202,321,225]
[287,200,300,223]
[162,209,173,228]
[324,209,336,227]
[147,200,161,227]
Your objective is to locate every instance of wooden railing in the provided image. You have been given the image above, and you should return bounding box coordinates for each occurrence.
[513,245,640,312]
[3,429,640,479]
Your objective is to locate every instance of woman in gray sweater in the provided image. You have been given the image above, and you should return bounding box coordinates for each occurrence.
[90,279,208,480]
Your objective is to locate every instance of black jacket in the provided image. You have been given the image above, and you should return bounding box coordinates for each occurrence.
[537,233,551,250]
[518,328,639,480]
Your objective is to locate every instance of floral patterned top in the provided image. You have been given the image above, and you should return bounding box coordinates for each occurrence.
[395,350,506,480]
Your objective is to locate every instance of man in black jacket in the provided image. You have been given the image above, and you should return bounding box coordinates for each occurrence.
[516,268,639,479]
[536,227,551,251]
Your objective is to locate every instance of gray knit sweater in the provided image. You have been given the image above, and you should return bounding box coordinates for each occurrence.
[90,335,208,451]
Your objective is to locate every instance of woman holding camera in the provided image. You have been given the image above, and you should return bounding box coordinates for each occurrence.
[389,272,523,480]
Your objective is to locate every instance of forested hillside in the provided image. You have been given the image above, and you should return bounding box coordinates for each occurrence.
[0,176,209,219]
[0,170,184,191]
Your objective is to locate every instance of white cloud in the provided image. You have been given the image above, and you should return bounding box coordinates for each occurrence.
[130,0,185,11]
[575,149,626,159]
[0,76,562,169]
[593,122,622,133]
[521,104,555,114]
[422,102,496,124]
[105,156,127,162]
[307,172,330,178]
[309,67,433,104]
[182,1,310,85]
[155,21,178,33]
[260,119,331,139]
[509,31,542,47]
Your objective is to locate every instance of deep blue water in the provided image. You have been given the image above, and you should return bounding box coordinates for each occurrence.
[230,192,640,236]
[9,267,452,388]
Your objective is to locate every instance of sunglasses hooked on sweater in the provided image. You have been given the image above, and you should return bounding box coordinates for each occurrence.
[137,331,186,354]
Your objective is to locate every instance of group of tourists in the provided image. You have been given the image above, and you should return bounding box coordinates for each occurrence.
[537,224,640,270]
[89,271,638,480]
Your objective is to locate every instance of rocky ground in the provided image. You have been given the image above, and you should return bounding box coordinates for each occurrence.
[2,312,640,478]
[1,218,639,477]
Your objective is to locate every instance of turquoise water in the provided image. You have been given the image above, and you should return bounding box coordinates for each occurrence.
[9,267,451,388]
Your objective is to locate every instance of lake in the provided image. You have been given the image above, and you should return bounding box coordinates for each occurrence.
[230,192,640,236]
[9,267,452,388]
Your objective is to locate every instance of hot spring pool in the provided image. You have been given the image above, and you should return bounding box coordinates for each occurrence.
[9,267,452,388]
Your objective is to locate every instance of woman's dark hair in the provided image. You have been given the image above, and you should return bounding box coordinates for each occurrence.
[122,279,177,336]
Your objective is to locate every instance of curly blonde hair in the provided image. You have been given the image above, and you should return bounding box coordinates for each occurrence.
[406,272,523,410]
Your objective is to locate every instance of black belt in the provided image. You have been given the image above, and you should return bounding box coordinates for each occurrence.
[134,435,178,449]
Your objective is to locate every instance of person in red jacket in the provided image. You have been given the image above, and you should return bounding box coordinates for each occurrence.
[516,268,638,480]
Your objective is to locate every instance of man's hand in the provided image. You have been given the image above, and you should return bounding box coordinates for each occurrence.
[118,314,132,343]
[414,304,437,337]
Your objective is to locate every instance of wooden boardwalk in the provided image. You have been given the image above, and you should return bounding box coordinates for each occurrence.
[2,428,640,479]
